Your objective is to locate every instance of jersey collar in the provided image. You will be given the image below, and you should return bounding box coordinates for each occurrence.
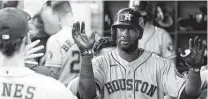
[113,49,152,68]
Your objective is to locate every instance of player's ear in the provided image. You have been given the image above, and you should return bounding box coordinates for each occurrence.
[22,33,31,47]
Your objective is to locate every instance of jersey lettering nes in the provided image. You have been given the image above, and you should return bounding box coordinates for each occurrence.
[0,67,77,99]
[92,49,185,99]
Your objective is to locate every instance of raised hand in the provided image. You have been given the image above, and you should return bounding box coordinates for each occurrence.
[25,40,44,65]
[72,21,96,51]
[178,36,206,68]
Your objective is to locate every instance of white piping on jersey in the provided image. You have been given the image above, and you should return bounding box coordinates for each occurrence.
[110,50,154,99]
[133,53,153,99]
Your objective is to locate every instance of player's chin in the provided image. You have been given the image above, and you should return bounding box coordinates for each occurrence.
[118,44,131,51]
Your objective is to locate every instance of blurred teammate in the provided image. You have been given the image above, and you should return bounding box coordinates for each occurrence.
[130,0,176,63]
[72,8,206,99]
[44,1,81,85]
[0,8,77,99]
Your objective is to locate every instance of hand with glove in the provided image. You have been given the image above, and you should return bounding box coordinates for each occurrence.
[178,36,206,71]
[72,21,96,56]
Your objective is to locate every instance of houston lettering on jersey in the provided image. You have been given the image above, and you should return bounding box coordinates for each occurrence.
[1,82,36,99]
[105,79,157,97]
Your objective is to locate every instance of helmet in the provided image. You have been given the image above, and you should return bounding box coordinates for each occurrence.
[111,8,144,41]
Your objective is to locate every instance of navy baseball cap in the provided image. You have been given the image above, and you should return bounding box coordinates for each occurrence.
[0,8,31,42]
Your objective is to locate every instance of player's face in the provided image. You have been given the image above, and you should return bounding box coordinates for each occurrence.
[116,26,140,52]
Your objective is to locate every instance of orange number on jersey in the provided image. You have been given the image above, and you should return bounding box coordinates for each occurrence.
[70,51,80,73]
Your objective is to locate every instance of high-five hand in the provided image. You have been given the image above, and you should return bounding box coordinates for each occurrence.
[179,36,206,68]
[72,21,96,51]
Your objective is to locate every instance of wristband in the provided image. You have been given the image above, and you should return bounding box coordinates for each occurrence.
[81,49,93,56]
[190,68,200,72]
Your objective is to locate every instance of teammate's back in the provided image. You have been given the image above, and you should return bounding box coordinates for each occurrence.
[0,67,77,99]
[0,8,77,99]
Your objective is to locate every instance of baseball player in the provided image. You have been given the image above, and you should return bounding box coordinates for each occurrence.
[0,8,77,99]
[44,1,81,85]
[129,1,176,63]
[72,8,206,99]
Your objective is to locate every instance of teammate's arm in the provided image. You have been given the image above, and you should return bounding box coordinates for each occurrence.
[72,21,97,99]
[161,30,176,64]
[43,36,63,79]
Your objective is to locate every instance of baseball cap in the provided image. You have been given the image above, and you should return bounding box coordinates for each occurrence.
[0,8,31,42]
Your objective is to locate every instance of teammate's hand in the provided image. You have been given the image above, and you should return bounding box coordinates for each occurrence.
[178,36,206,68]
[72,21,96,51]
[25,40,44,65]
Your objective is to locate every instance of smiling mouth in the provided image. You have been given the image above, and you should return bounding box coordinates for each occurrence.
[121,41,129,45]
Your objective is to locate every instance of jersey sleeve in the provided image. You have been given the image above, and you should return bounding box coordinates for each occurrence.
[161,60,186,98]
[161,30,176,60]
[92,58,106,90]
[45,37,63,67]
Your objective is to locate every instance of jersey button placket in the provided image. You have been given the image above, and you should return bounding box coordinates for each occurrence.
[127,64,134,99]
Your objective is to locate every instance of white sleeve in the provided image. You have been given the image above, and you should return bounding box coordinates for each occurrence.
[161,30,176,60]
[161,61,185,98]
[45,37,63,67]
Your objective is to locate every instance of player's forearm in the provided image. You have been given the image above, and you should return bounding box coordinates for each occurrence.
[79,55,96,99]
[180,70,201,99]
[28,65,59,79]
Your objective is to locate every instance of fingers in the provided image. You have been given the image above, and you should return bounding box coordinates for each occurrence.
[90,31,96,40]
[72,22,79,42]
[189,38,193,50]
[76,21,80,33]
[26,45,44,56]
[25,60,38,65]
[201,40,207,53]
[197,39,202,50]
[81,21,85,34]
[26,40,40,51]
[26,53,44,59]
[72,24,77,39]
[194,36,199,49]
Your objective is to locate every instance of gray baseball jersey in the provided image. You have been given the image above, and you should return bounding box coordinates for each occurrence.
[139,26,176,60]
[92,49,184,99]
[45,26,81,85]
[0,67,77,99]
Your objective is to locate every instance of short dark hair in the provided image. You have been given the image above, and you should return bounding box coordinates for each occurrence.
[0,8,30,57]
[0,38,24,57]
[52,1,72,16]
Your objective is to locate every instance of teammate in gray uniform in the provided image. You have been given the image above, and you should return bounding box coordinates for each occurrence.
[72,8,206,99]
[0,8,77,99]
